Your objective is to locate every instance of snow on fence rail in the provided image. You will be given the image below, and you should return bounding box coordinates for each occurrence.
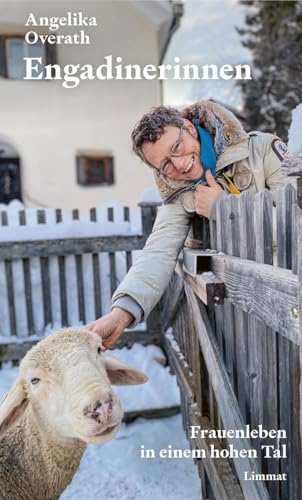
[0,196,161,357]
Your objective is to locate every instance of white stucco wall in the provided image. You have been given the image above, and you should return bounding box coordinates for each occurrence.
[0,1,173,209]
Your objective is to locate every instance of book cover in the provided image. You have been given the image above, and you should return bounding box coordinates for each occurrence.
[0,1,301,499]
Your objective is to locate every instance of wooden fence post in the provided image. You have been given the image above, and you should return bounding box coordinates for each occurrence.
[138,197,163,341]
[283,152,302,445]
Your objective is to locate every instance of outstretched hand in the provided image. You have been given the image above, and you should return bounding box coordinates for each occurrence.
[194,170,223,218]
[84,308,134,349]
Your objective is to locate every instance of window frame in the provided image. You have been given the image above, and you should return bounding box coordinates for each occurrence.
[0,34,54,80]
[76,154,115,187]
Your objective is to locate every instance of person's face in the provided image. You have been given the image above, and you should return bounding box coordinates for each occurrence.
[141,118,203,181]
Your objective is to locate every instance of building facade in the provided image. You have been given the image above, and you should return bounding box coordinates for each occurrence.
[0,0,182,209]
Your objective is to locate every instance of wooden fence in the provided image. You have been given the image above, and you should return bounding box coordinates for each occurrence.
[1,161,301,499]
[162,162,302,499]
[0,199,161,363]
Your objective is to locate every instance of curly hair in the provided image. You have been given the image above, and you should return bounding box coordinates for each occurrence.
[131,106,184,162]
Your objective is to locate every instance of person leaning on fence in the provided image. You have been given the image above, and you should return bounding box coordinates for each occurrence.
[85,100,295,347]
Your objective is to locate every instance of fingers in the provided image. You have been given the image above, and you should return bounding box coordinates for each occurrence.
[102,328,124,349]
[205,169,217,187]
[84,319,112,339]
[195,184,208,193]
[84,310,130,348]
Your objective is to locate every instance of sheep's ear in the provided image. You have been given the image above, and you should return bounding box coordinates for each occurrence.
[0,378,28,437]
[104,356,148,385]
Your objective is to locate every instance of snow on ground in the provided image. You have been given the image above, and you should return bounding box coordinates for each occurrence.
[61,415,201,500]
[111,343,180,411]
[0,343,201,499]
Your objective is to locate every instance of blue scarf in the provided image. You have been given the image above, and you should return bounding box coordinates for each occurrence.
[194,126,216,184]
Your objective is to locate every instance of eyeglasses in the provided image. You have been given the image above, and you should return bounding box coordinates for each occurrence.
[157,125,185,177]
[140,124,189,176]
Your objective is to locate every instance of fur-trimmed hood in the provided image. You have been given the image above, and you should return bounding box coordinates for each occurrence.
[154,100,248,200]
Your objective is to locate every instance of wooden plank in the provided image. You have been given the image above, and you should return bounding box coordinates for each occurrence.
[113,329,162,348]
[0,329,159,363]
[250,185,280,496]
[22,258,34,334]
[297,203,302,465]
[92,254,102,317]
[238,191,255,260]
[215,196,223,252]
[298,177,302,210]
[189,414,244,500]
[254,190,273,265]
[262,326,279,500]
[223,300,235,390]
[55,209,62,223]
[218,195,228,253]
[291,204,298,275]
[40,257,52,327]
[1,211,8,226]
[236,192,254,424]
[0,338,38,362]
[19,210,34,335]
[184,271,225,305]
[75,254,85,324]
[0,235,147,260]
[163,331,195,404]
[37,209,46,224]
[276,184,296,270]
[37,209,52,328]
[58,256,68,327]
[161,274,184,331]
[185,284,269,499]
[107,207,117,296]
[187,299,203,413]
[233,305,248,422]
[123,207,133,271]
[210,254,299,344]
[288,343,302,499]
[89,208,102,317]
[5,261,16,336]
[140,205,154,235]
[278,336,292,500]
[138,201,160,236]
[123,405,180,422]
[72,209,79,220]
[159,334,244,500]
[209,215,217,250]
[247,315,264,461]
[214,304,224,362]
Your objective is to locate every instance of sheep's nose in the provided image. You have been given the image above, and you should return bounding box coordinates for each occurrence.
[84,395,114,423]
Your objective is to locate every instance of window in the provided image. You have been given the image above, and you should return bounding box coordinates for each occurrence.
[76,155,114,187]
[0,141,22,203]
[0,35,56,80]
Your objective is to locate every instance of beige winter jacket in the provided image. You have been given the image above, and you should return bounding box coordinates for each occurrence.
[112,101,294,325]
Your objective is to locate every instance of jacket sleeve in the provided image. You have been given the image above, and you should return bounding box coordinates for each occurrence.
[264,135,297,192]
[111,201,193,323]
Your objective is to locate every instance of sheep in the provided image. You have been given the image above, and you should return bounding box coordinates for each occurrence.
[0,328,148,500]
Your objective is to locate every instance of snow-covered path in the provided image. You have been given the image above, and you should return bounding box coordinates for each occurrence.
[61,415,201,500]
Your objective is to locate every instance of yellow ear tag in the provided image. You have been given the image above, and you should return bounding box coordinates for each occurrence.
[221,173,241,195]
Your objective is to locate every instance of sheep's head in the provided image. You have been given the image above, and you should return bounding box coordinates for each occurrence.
[0,328,148,445]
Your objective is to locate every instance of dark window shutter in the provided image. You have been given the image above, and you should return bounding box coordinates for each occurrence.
[0,36,7,78]
[45,41,57,65]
